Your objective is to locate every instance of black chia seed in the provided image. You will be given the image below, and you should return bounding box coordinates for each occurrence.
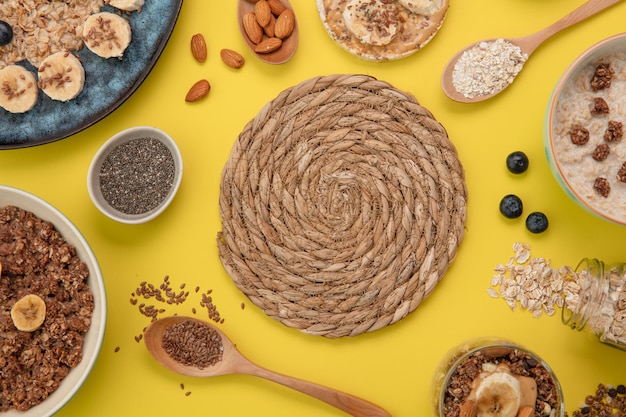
[99,137,176,215]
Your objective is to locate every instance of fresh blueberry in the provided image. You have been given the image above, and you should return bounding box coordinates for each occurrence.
[499,194,523,219]
[0,21,13,47]
[506,151,529,174]
[526,212,549,233]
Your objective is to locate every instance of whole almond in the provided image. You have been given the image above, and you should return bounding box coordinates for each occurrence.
[274,8,295,39]
[517,406,534,417]
[263,14,276,38]
[254,0,272,27]
[267,0,286,16]
[254,37,282,54]
[185,79,210,102]
[481,347,513,358]
[459,400,477,417]
[190,33,207,63]
[220,49,245,69]
[242,12,263,44]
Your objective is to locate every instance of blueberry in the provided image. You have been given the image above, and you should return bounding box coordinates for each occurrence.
[0,21,13,47]
[499,194,523,219]
[506,151,529,174]
[526,212,549,233]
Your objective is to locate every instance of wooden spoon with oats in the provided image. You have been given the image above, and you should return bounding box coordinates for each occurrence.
[441,0,622,103]
[145,316,391,417]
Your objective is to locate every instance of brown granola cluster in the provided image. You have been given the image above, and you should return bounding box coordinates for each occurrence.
[566,383,626,417]
[0,205,94,412]
[441,347,561,417]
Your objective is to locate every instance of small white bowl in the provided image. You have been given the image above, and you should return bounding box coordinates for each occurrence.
[0,185,106,417]
[87,126,183,224]
[545,33,626,225]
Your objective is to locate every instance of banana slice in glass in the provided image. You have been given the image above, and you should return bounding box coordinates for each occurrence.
[0,65,38,113]
[11,294,47,332]
[83,12,132,59]
[38,51,85,102]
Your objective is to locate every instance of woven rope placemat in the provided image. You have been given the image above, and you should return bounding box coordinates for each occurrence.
[217,74,467,338]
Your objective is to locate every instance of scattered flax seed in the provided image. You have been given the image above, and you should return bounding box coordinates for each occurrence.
[241,302,245,310]
[180,383,185,390]
[185,391,192,397]
[114,346,120,353]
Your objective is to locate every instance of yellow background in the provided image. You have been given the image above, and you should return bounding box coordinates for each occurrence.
[2,0,626,416]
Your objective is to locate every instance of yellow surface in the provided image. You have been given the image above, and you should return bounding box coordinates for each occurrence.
[2,1,626,416]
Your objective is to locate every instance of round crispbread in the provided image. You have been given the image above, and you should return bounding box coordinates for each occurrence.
[317,0,449,61]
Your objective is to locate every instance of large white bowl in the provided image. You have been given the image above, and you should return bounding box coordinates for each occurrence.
[545,32,626,225]
[0,185,106,417]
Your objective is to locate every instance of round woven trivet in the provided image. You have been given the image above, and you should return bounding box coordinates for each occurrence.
[217,74,467,338]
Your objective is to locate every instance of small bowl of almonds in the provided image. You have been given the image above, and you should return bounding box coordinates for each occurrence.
[87,126,183,224]
[432,338,565,417]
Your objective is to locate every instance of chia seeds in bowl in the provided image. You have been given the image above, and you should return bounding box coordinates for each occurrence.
[432,338,564,417]
[87,126,183,224]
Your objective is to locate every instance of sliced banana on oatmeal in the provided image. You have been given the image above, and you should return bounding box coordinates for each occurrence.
[106,0,145,12]
[397,0,443,16]
[11,294,47,332]
[38,51,85,102]
[83,12,132,59]
[343,0,399,46]
[0,65,38,113]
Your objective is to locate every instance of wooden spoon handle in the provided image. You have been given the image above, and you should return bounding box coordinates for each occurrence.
[241,361,391,417]
[518,0,622,54]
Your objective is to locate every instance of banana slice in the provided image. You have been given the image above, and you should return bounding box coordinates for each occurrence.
[11,294,47,332]
[38,51,85,102]
[397,0,443,16]
[0,65,38,113]
[83,12,132,59]
[106,0,145,12]
[343,0,399,46]
[474,370,522,417]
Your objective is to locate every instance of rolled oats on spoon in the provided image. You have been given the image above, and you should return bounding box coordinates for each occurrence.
[441,0,621,103]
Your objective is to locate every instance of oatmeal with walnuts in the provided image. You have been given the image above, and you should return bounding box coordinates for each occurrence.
[550,51,626,221]
[0,205,94,412]
[0,0,104,68]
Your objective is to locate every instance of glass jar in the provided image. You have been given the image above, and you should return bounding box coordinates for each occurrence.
[562,258,626,350]
[431,337,564,417]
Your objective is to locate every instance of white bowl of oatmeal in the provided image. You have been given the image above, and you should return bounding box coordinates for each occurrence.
[545,33,626,225]
[0,185,106,416]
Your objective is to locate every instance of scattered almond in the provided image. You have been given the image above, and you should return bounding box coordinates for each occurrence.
[267,0,286,16]
[242,12,263,44]
[254,37,282,54]
[274,8,295,39]
[220,49,245,69]
[190,33,207,63]
[185,79,210,102]
[254,0,272,27]
[459,400,477,417]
